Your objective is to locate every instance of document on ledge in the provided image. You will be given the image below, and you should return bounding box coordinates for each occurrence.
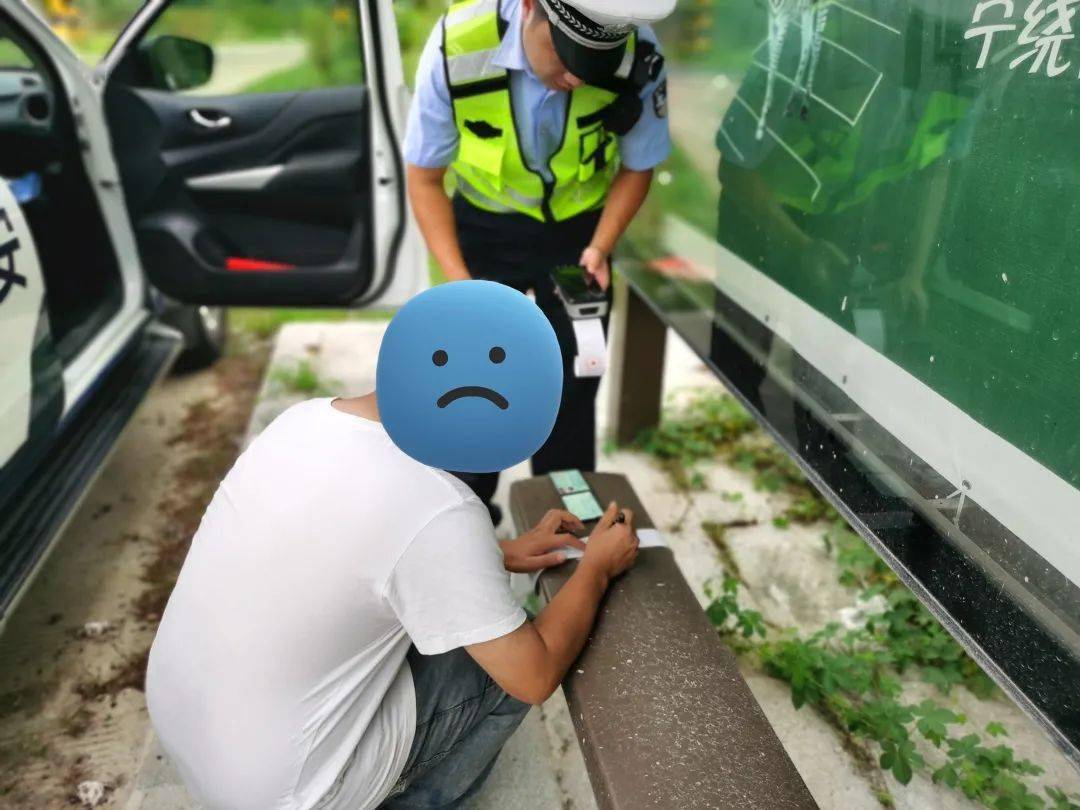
[526,529,667,589]
[560,527,666,560]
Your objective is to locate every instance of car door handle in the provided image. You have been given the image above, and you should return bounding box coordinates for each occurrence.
[189,109,232,130]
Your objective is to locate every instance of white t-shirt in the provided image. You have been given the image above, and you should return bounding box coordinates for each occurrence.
[146,398,526,810]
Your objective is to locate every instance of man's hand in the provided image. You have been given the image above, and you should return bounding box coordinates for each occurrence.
[499,509,586,573]
[469,501,639,705]
[580,501,638,582]
[579,245,611,291]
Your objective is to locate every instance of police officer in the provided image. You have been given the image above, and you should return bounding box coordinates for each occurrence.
[404,0,673,523]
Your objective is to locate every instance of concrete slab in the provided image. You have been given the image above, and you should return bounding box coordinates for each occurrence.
[125,784,204,810]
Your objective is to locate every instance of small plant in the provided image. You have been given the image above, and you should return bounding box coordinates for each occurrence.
[637,392,1078,807]
[633,391,757,491]
[272,360,332,395]
[704,542,1079,809]
[635,392,839,525]
[703,576,766,645]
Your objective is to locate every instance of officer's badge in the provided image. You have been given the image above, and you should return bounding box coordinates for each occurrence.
[652,79,668,119]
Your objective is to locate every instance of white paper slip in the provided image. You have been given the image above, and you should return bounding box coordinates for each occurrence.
[526,529,667,590]
[571,318,607,377]
[559,527,666,560]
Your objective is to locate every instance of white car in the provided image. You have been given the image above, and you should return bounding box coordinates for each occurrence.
[0,0,426,626]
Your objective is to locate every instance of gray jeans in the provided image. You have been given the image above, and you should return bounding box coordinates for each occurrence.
[380,645,530,808]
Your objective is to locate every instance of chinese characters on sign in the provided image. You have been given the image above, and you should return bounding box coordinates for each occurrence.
[965,0,1080,76]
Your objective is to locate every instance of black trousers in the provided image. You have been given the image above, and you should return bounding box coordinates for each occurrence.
[448,196,610,509]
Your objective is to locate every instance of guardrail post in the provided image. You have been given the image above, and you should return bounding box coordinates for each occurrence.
[607,272,667,445]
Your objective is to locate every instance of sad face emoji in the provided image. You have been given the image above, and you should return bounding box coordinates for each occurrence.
[377,280,563,472]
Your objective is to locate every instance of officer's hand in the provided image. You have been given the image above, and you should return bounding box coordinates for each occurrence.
[579,246,610,291]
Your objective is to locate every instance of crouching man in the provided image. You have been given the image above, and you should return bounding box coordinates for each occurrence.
[146,281,638,809]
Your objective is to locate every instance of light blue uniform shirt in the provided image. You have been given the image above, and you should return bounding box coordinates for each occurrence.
[403,0,671,181]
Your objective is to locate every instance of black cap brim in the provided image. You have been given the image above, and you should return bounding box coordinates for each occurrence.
[539,0,630,84]
[549,26,627,84]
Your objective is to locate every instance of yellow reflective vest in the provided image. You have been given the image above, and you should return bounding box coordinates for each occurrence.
[443,0,631,222]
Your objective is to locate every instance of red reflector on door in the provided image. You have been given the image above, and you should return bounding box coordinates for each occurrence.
[225,257,297,272]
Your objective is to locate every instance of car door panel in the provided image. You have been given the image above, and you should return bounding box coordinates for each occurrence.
[104,79,375,306]
[100,0,424,309]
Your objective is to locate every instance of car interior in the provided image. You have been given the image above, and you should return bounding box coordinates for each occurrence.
[102,18,379,307]
[0,19,124,364]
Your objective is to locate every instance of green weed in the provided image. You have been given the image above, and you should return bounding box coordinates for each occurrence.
[633,391,756,492]
[704,530,1078,809]
[272,360,332,395]
[635,391,839,525]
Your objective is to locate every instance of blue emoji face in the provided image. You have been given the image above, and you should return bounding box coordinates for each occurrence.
[377,280,563,472]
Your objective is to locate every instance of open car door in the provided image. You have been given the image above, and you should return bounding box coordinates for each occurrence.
[97,0,424,308]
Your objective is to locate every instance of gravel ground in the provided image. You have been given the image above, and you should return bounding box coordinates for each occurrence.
[0,331,269,808]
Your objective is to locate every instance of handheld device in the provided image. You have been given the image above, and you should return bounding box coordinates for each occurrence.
[549,469,604,522]
[551,265,609,320]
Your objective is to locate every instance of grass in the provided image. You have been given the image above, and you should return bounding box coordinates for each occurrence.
[635,390,842,526]
[271,359,335,395]
[234,0,440,94]
[231,307,389,340]
[708,553,1080,809]
[636,390,1080,808]
[0,39,33,68]
[395,1,444,86]
[30,0,439,88]
[238,7,365,94]
[241,52,362,94]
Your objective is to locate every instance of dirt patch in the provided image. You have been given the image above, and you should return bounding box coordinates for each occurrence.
[74,649,150,706]
[78,346,268,707]
[141,355,265,628]
[0,327,269,808]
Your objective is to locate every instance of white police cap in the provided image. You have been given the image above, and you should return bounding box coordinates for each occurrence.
[538,0,675,83]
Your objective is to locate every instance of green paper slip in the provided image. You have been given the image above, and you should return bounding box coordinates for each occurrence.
[550,469,589,495]
[562,491,604,521]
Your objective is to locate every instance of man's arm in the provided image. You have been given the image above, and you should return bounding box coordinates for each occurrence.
[407,165,470,281]
[467,501,639,704]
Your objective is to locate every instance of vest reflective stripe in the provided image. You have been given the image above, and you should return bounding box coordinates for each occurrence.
[491,177,544,208]
[443,0,501,59]
[453,174,517,213]
[445,0,497,29]
[442,0,623,223]
[446,47,505,84]
[614,43,635,79]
